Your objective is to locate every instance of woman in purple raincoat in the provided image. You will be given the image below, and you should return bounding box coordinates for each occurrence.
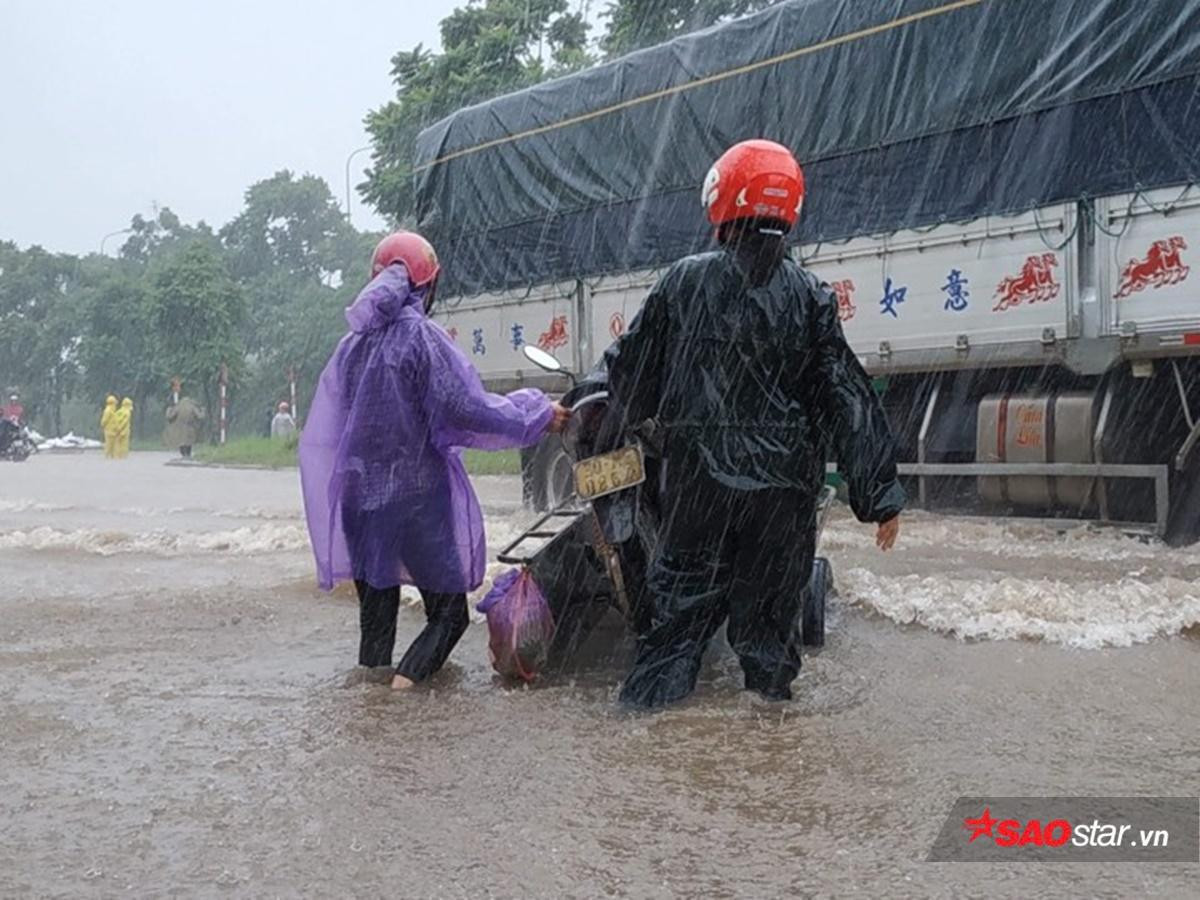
[300,232,568,690]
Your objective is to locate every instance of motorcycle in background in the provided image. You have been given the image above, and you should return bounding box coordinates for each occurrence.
[0,419,38,462]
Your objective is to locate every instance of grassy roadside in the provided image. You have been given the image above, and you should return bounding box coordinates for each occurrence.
[190,436,522,476]
[461,448,523,476]
[194,436,300,468]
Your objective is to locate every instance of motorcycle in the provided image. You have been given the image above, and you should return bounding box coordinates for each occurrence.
[0,420,38,462]
[496,344,833,668]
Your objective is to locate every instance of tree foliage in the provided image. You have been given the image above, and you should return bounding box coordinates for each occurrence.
[150,243,246,415]
[76,269,159,422]
[1,172,375,440]
[362,0,592,223]
[220,170,357,284]
[0,243,84,433]
[600,0,780,56]
[361,0,780,223]
[2,0,783,439]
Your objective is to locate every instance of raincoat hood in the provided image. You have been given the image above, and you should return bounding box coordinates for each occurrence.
[120,398,133,410]
[299,263,553,593]
[344,264,427,334]
[105,397,117,408]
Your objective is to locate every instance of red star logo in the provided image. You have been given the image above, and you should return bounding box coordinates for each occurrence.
[963,806,998,843]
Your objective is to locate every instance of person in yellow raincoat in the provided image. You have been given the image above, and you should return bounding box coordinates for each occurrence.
[100,395,119,459]
[112,398,134,459]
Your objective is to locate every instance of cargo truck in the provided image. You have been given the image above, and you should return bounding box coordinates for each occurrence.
[412,0,1200,541]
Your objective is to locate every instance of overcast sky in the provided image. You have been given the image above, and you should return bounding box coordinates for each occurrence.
[0,0,469,255]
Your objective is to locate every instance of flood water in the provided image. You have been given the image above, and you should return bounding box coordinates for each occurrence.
[1,453,1197,897]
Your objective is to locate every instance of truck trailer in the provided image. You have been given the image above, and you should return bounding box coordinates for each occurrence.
[412,0,1200,541]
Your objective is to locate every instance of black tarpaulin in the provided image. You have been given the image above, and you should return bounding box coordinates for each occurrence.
[414,0,1200,297]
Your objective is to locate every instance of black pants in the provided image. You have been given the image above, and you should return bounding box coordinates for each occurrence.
[620,481,816,709]
[180,445,192,458]
[355,581,469,682]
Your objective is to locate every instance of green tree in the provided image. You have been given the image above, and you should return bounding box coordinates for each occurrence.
[0,242,86,433]
[233,278,352,434]
[149,243,247,429]
[77,268,161,421]
[220,170,358,284]
[362,0,592,223]
[3,173,374,441]
[221,171,363,364]
[217,171,376,432]
[119,208,217,264]
[600,0,782,56]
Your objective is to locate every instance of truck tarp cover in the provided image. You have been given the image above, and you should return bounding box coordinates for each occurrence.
[414,0,1200,296]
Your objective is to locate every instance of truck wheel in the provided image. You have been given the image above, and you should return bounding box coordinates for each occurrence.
[801,557,831,647]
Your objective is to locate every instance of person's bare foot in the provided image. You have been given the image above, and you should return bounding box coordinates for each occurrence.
[391,674,415,691]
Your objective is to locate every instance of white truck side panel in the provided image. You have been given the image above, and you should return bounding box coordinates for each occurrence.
[801,204,1077,358]
[1097,186,1200,337]
[435,281,580,377]
[588,269,663,351]
[439,203,1091,380]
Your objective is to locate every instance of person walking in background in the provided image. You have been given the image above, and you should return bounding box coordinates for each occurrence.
[101,395,119,459]
[300,231,568,691]
[165,395,205,458]
[113,397,134,459]
[270,401,297,440]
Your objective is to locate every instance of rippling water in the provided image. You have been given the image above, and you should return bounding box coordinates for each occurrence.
[1,453,1196,896]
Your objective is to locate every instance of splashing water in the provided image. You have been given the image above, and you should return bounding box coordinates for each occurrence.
[824,510,1200,648]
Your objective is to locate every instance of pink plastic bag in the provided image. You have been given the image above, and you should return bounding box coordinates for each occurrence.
[475,568,556,682]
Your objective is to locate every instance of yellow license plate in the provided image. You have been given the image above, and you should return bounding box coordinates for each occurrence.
[573,446,646,501]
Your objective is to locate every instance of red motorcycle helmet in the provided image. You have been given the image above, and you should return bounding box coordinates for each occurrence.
[702,139,805,230]
[370,231,440,286]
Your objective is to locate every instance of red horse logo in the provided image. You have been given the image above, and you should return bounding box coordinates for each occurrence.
[993,253,1060,312]
[537,315,569,351]
[1114,236,1189,299]
[832,279,857,322]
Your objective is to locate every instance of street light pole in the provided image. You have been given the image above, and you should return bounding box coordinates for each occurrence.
[99,228,133,256]
[344,145,372,226]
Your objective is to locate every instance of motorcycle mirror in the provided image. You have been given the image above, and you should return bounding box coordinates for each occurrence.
[522,345,564,373]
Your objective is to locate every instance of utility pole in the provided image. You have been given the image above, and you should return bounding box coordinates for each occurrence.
[344,145,372,226]
[288,365,298,423]
[100,228,133,256]
[218,363,229,445]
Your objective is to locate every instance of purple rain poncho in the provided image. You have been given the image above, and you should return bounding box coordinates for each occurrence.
[299,264,553,593]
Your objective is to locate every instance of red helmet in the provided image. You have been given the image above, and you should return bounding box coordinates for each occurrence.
[702,139,805,229]
[370,231,440,286]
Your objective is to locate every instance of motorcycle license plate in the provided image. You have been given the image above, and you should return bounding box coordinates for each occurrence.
[573,445,646,501]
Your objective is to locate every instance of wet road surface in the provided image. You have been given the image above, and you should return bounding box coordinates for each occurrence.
[1,453,1197,897]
